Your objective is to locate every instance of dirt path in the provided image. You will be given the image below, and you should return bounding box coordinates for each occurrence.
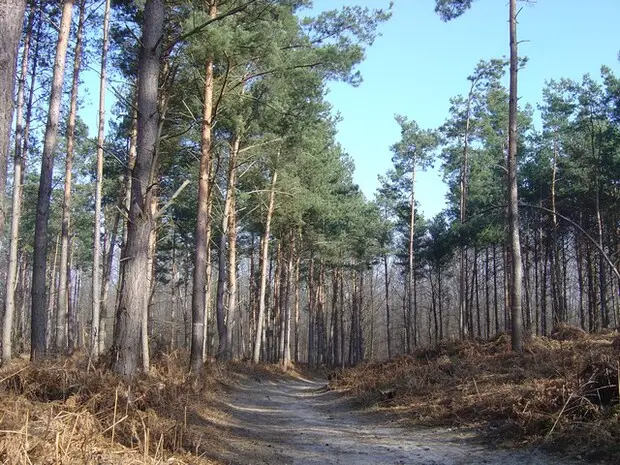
[207,376,578,465]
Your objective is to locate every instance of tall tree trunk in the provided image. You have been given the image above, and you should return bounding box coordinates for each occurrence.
[307,257,315,366]
[484,247,491,338]
[252,170,278,363]
[523,233,532,332]
[293,244,301,363]
[331,267,339,366]
[46,236,60,351]
[278,241,287,363]
[56,0,85,353]
[30,0,74,360]
[111,0,164,377]
[282,240,293,365]
[459,81,475,340]
[0,0,27,280]
[68,259,78,350]
[357,269,364,362]
[202,213,214,361]
[100,196,122,354]
[508,0,523,352]
[316,262,325,366]
[142,196,158,373]
[3,3,35,363]
[339,268,345,367]
[215,198,229,360]
[383,254,391,359]
[407,164,416,354]
[190,0,217,373]
[114,106,138,337]
[16,252,30,354]
[225,146,238,360]
[438,266,444,340]
[493,246,499,334]
[430,269,438,344]
[169,230,178,351]
[91,0,111,359]
[224,154,242,356]
[550,136,565,325]
[576,234,586,329]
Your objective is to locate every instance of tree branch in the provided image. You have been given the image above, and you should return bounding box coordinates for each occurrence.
[167,0,262,51]
[153,180,191,220]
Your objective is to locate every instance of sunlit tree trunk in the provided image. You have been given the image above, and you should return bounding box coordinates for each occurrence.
[294,244,301,363]
[112,0,164,377]
[190,0,217,373]
[550,136,565,326]
[282,239,293,366]
[215,190,231,360]
[383,254,391,359]
[508,0,523,351]
[331,267,340,366]
[0,0,27,280]
[142,196,158,373]
[202,207,214,362]
[56,0,85,353]
[91,0,111,359]
[225,134,240,360]
[407,164,416,352]
[46,236,60,351]
[459,81,474,340]
[3,3,35,363]
[252,170,278,363]
[31,0,74,360]
[68,255,78,350]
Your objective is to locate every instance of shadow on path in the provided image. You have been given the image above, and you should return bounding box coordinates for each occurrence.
[201,376,579,465]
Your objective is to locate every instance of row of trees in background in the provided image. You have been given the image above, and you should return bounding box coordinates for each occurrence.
[0,0,618,378]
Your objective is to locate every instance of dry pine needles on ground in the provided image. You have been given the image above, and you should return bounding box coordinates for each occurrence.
[329,328,620,462]
[0,350,227,465]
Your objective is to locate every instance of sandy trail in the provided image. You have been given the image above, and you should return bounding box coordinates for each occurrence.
[206,376,578,465]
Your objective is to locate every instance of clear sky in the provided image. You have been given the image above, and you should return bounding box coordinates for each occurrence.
[310,0,620,219]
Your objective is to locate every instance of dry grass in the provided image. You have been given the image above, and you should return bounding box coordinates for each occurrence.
[0,350,228,465]
[329,328,620,462]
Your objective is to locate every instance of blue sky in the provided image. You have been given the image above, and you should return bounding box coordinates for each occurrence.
[79,0,620,218]
[310,0,620,218]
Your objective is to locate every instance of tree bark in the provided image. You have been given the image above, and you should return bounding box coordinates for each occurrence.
[46,235,60,351]
[30,0,74,360]
[252,170,278,363]
[56,0,85,353]
[0,0,27,277]
[215,194,230,360]
[142,196,158,373]
[3,2,35,363]
[550,136,565,325]
[407,164,416,353]
[91,0,111,359]
[383,254,391,359]
[294,244,301,363]
[111,0,164,377]
[202,206,214,361]
[282,240,293,365]
[190,0,217,373]
[508,0,523,352]
[224,134,240,360]
[459,80,475,340]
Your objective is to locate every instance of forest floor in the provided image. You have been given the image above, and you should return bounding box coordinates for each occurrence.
[204,371,581,465]
[0,328,617,464]
[329,326,620,464]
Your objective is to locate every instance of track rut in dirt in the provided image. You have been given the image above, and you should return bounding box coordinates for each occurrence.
[203,376,581,465]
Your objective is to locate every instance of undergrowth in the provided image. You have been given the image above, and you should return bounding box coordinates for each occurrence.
[0,350,230,464]
[329,326,620,462]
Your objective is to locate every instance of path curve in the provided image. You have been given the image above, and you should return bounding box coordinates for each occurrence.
[208,376,578,465]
